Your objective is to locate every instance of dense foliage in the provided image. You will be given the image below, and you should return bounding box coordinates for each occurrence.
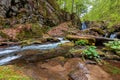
[57,0,90,16]
[57,0,120,26]
[104,40,120,54]
[83,46,100,59]
[84,0,120,26]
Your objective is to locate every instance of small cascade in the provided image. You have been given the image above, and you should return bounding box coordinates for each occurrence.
[81,22,87,30]
[110,33,117,39]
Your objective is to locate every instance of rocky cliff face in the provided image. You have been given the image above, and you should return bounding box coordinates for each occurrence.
[0,0,81,27]
[0,0,61,27]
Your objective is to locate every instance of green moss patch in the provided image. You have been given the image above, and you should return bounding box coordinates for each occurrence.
[16,23,46,40]
[0,66,31,80]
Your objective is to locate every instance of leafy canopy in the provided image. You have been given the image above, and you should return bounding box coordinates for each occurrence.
[57,0,120,26]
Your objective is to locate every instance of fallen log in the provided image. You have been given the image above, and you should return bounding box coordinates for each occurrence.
[66,35,115,46]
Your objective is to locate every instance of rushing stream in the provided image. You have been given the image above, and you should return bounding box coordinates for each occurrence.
[0,38,69,65]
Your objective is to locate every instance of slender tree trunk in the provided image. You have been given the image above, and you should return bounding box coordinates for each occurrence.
[71,0,74,13]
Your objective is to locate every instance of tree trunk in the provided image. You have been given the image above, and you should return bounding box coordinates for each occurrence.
[71,0,74,13]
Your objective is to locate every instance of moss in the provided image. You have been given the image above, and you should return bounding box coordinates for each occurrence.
[31,23,44,36]
[0,66,31,80]
[16,23,45,40]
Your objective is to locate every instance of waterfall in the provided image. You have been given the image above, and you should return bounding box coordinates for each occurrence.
[110,33,117,39]
[81,22,87,30]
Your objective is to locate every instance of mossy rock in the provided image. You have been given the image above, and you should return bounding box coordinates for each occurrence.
[91,28,105,35]
[59,42,75,47]
[20,39,42,47]
[0,66,31,80]
[16,23,45,40]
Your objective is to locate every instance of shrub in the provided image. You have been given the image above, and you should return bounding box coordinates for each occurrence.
[104,40,120,55]
[82,46,100,59]
[75,39,88,45]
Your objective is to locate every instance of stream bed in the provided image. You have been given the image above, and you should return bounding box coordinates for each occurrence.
[0,38,69,65]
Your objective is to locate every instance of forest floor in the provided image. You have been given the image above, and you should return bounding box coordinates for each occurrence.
[0,21,120,80]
